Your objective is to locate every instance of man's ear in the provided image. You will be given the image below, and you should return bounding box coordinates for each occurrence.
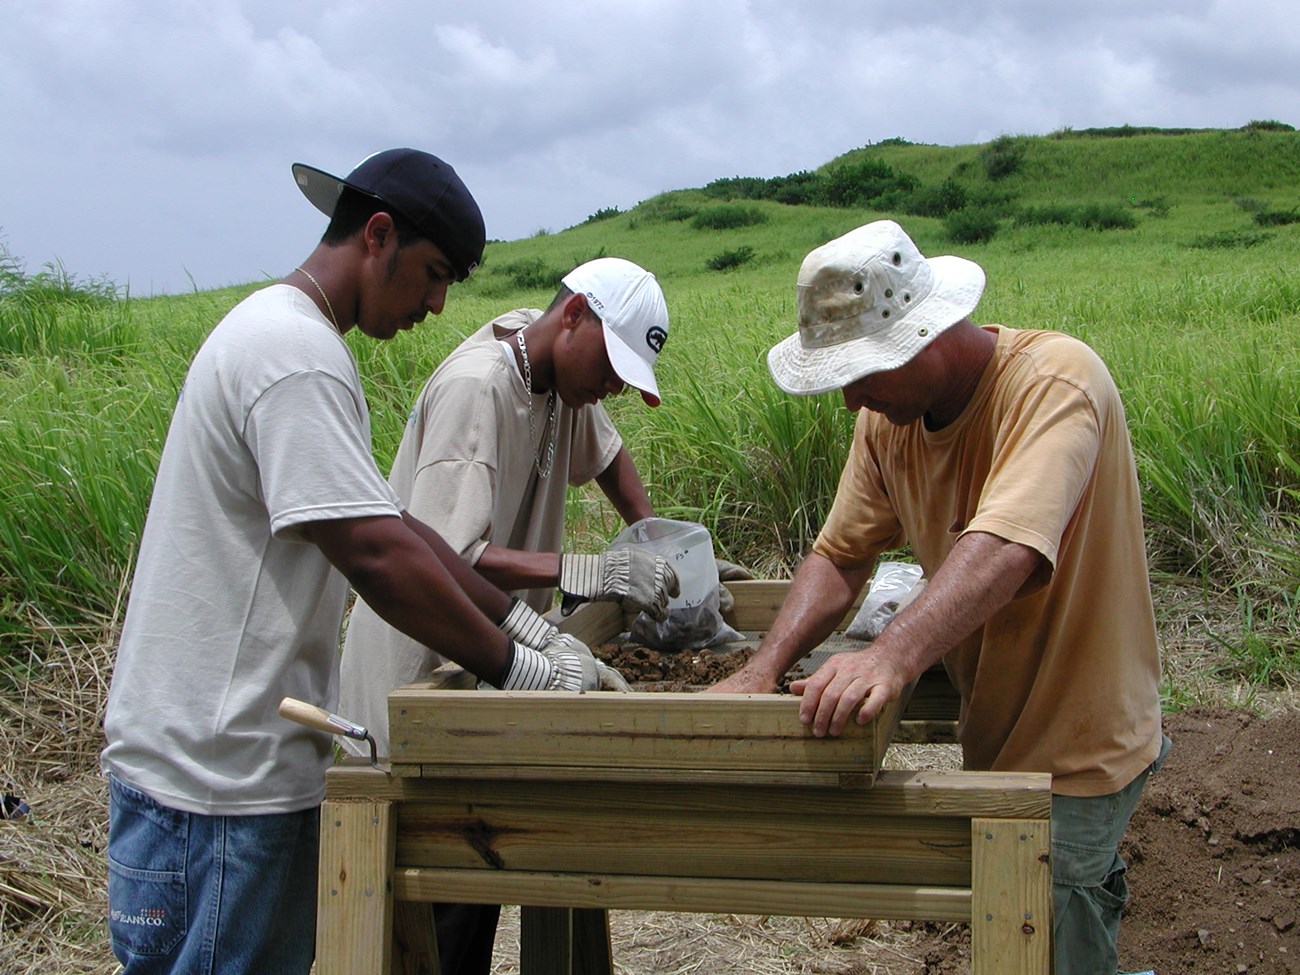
[559,292,591,330]
[362,212,398,256]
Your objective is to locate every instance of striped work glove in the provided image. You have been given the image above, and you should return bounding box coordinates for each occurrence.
[494,599,629,692]
[558,549,680,621]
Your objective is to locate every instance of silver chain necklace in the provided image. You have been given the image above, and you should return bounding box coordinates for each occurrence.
[295,266,340,332]
[516,328,558,478]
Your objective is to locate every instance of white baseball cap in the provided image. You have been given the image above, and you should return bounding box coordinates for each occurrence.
[562,258,669,406]
[768,220,985,395]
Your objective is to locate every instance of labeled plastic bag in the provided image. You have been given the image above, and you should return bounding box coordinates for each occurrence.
[611,518,743,651]
[844,561,925,641]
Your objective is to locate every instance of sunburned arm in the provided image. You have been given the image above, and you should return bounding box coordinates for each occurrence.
[709,552,874,694]
[304,513,512,684]
[794,530,1044,738]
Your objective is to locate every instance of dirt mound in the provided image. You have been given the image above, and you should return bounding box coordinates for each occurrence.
[1119,707,1300,974]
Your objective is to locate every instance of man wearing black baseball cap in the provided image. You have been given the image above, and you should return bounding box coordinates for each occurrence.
[102,149,625,975]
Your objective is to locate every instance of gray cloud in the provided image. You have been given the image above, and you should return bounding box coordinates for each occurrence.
[0,0,1294,294]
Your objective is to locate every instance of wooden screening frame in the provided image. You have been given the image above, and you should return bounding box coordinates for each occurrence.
[316,580,1051,975]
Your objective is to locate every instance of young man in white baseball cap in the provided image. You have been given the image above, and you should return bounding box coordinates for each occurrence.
[338,255,676,975]
[714,220,1168,975]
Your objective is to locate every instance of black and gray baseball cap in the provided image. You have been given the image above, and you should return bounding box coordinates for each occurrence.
[292,148,485,281]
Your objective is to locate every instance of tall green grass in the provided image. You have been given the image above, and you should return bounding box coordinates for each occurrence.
[3,127,1299,687]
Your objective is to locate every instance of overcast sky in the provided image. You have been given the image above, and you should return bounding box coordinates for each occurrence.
[2,0,1296,296]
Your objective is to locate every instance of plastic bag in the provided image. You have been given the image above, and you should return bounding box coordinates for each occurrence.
[844,561,925,641]
[611,518,743,651]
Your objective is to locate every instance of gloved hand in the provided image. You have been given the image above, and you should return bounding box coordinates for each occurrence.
[558,549,680,621]
[596,660,632,692]
[715,558,755,582]
[498,597,560,649]
[714,558,753,618]
[493,598,629,692]
[498,636,600,691]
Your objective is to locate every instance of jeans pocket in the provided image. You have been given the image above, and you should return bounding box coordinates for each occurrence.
[107,778,189,957]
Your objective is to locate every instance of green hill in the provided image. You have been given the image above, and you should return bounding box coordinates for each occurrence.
[827,124,1300,202]
[2,124,1298,684]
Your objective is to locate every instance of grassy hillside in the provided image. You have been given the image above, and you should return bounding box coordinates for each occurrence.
[3,125,1299,692]
[833,126,1300,202]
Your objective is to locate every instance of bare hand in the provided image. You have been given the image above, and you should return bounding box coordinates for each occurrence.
[709,666,779,694]
[790,647,910,737]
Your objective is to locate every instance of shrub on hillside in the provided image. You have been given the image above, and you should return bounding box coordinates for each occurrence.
[981,135,1027,181]
[1131,196,1172,217]
[704,171,825,206]
[490,258,567,291]
[900,179,969,218]
[633,197,698,223]
[691,204,768,231]
[765,171,823,205]
[1187,230,1272,250]
[1018,203,1136,231]
[582,206,622,224]
[945,206,1000,244]
[820,159,918,208]
[1243,119,1295,132]
[703,176,770,200]
[706,246,756,272]
[1252,208,1300,227]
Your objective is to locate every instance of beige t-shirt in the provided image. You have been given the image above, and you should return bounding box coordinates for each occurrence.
[338,309,621,751]
[815,326,1162,797]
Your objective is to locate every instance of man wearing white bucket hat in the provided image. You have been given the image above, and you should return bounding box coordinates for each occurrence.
[714,220,1167,975]
[339,256,677,975]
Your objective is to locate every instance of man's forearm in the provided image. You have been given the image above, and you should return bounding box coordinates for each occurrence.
[401,511,513,622]
[712,552,872,692]
[792,531,1045,736]
[868,531,1042,680]
[595,447,654,525]
[473,545,562,592]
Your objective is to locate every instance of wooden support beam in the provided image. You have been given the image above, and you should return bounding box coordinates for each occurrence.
[317,798,396,975]
[391,901,439,975]
[394,868,973,922]
[970,818,1052,975]
[326,765,1051,820]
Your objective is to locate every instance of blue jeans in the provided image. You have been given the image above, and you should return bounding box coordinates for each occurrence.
[107,774,319,975]
[1051,734,1171,975]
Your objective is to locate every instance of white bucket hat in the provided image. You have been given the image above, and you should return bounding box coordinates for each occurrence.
[562,257,669,406]
[767,220,986,396]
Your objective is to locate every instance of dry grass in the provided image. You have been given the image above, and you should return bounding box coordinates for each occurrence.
[1,580,1295,975]
[1,626,116,975]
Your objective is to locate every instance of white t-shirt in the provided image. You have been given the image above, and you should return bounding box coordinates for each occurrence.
[102,285,402,815]
[338,309,621,751]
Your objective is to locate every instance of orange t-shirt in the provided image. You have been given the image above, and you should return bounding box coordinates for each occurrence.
[814,326,1162,797]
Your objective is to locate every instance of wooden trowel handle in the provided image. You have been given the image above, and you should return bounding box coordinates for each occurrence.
[278,697,369,742]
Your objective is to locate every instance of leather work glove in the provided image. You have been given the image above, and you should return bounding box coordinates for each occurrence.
[715,558,753,618]
[498,597,560,650]
[558,549,680,621]
[493,598,629,692]
[715,558,755,582]
[498,635,600,691]
[596,660,631,691]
